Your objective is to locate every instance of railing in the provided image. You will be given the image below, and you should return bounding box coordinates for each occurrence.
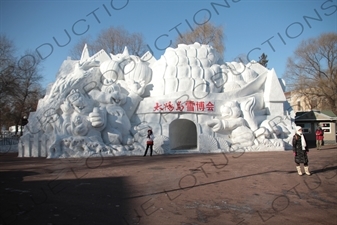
[0,133,19,154]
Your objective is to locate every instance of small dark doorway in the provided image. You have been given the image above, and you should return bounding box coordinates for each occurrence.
[169,119,197,150]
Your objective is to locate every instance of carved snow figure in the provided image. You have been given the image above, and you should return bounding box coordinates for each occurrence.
[67,89,95,115]
[88,82,135,151]
[66,90,102,132]
[222,62,246,91]
[48,96,105,158]
[103,104,133,150]
[207,101,255,150]
[88,50,152,152]
[72,113,90,136]
[254,118,291,148]
[38,109,65,158]
[99,47,150,99]
[47,87,106,157]
[222,61,260,92]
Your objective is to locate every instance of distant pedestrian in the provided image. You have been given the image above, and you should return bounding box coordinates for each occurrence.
[315,126,324,150]
[143,130,154,157]
[292,126,311,176]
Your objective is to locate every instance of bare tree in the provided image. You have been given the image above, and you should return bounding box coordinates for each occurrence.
[173,21,224,62]
[70,27,148,59]
[0,35,18,131]
[0,48,43,134]
[0,35,17,99]
[12,51,43,134]
[0,35,43,133]
[0,35,15,65]
[284,33,337,114]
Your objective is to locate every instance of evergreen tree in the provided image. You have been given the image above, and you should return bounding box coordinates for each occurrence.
[258,53,268,67]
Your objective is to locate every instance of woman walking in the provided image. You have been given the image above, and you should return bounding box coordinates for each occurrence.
[292,126,311,176]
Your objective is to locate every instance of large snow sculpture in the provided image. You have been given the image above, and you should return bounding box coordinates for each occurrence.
[19,43,296,158]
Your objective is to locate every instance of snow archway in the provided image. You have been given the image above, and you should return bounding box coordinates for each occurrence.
[169,119,197,150]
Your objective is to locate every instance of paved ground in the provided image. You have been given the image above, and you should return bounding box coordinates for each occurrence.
[0,145,336,225]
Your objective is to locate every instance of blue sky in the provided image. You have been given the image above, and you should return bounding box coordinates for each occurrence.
[1,0,336,88]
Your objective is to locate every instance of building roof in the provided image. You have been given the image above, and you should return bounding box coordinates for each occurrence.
[295,110,337,121]
[321,110,337,117]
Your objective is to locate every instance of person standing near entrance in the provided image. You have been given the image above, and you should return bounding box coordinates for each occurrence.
[143,130,154,157]
[292,126,311,176]
[315,126,324,150]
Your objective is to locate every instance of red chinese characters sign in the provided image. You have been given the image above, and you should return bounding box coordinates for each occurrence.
[153,100,215,113]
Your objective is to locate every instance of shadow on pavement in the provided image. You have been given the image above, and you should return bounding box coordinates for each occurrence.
[0,170,132,225]
[311,165,337,175]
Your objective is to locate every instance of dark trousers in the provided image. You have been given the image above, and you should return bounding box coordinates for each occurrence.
[144,144,153,156]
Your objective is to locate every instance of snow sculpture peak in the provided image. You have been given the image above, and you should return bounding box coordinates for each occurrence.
[79,43,90,65]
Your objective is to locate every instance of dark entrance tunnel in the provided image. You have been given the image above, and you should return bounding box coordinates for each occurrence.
[169,119,197,150]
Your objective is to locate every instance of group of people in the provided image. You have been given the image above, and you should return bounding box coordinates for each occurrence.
[143,126,324,178]
[292,125,324,176]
